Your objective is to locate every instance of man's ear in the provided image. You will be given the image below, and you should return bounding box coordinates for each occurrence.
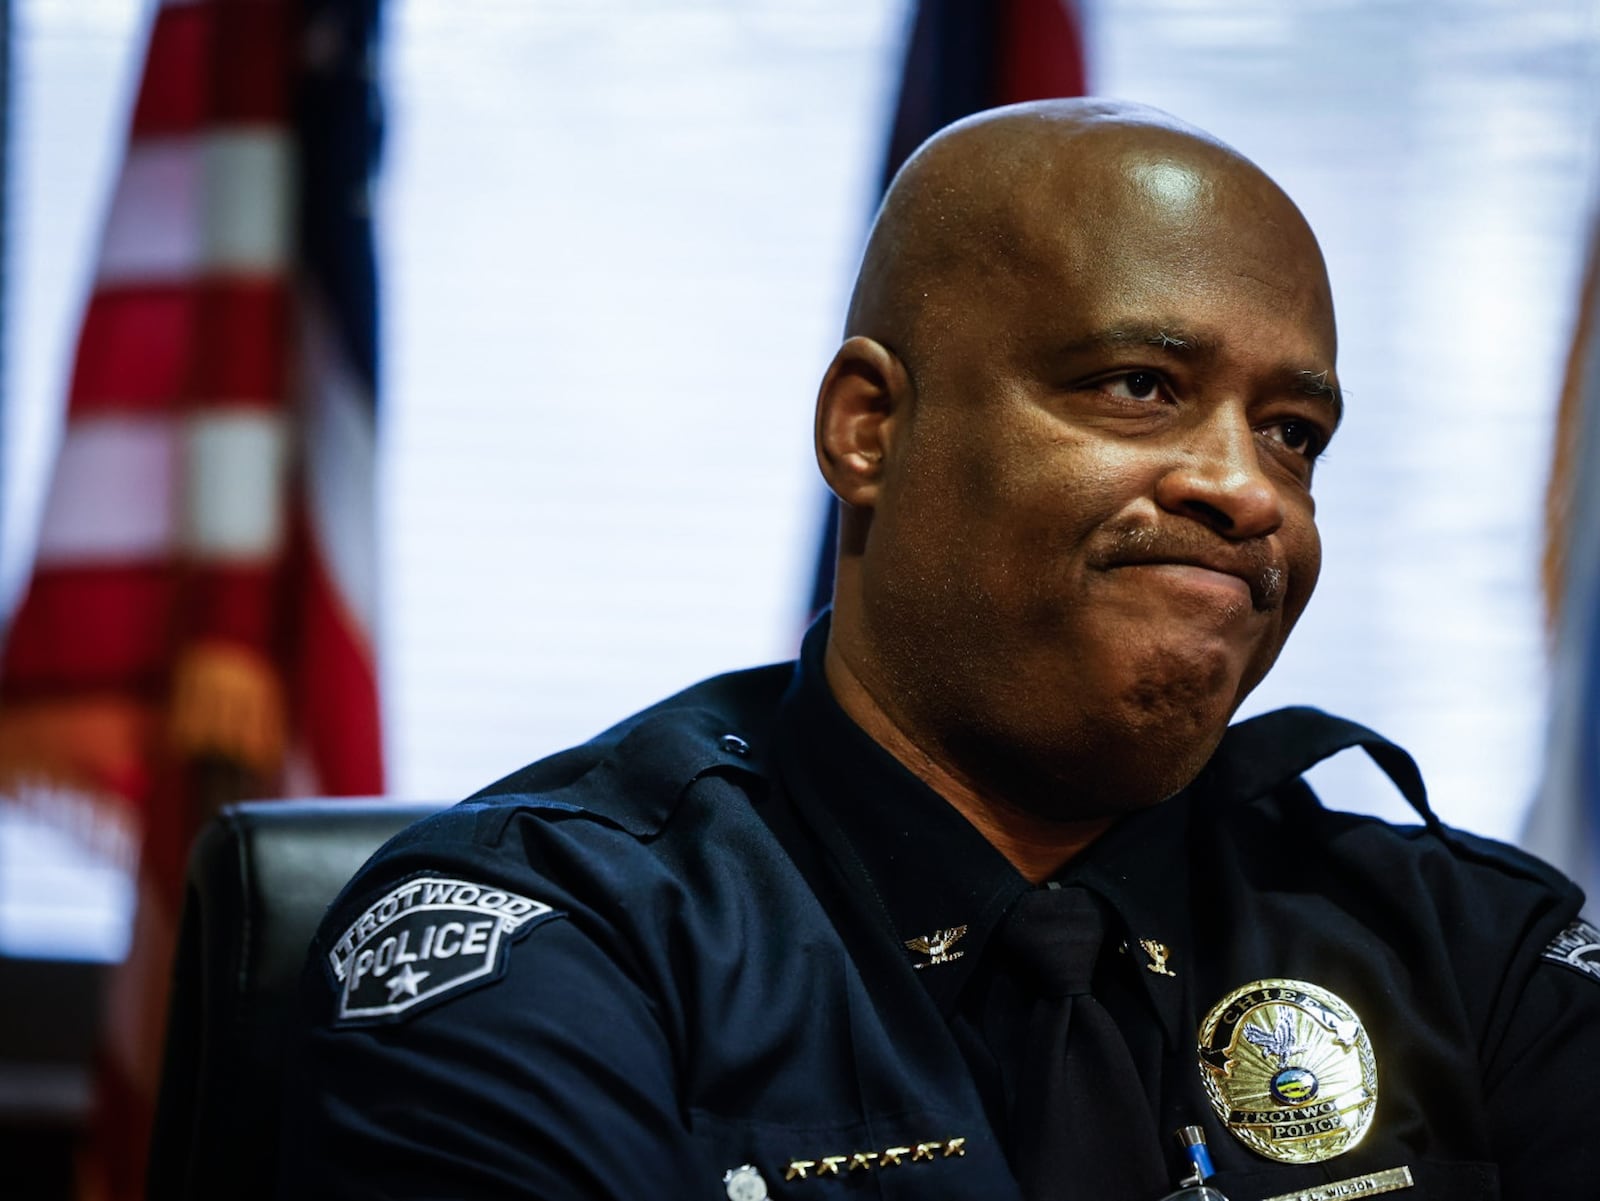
[815,336,912,510]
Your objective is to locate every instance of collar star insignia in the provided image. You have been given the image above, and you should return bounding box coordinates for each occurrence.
[385,961,431,1001]
[904,925,969,969]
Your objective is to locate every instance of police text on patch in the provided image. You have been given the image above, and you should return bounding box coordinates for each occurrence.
[329,876,555,1022]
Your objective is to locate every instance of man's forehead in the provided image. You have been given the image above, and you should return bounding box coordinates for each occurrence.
[968,136,1337,354]
[847,101,1333,365]
[1011,144,1295,250]
[918,120,1308,281]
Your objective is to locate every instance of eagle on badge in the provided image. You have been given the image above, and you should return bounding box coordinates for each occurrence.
[1243,1010,1301,1068]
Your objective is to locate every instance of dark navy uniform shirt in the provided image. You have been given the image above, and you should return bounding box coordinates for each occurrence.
[279,623,1600,1200]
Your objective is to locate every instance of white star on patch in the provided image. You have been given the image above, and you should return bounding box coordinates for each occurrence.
[385,962,430,1002]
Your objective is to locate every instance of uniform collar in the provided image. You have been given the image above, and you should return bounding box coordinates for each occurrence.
[1053,790,1193,1054]
[775,618,1027,1017]
[775,616,1194,1050]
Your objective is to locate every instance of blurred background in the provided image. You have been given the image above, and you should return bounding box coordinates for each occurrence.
[0,0,1597,1195]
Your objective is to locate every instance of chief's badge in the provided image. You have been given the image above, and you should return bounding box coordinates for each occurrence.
[1197,978,1377,1164]
[326,875,559,1024]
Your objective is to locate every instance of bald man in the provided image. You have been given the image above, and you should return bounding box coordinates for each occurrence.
[279,102,1600,1201]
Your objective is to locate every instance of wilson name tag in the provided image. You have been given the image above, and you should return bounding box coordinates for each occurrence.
[1260,1165,1414,1201]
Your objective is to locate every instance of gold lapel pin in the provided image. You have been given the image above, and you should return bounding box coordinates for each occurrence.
[1140,938,1177,977]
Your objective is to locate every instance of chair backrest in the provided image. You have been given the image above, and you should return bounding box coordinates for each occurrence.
[146,797,450,1201]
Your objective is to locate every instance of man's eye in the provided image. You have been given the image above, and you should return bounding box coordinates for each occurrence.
[1100,371,1163,401]
[1266,418,1326,459]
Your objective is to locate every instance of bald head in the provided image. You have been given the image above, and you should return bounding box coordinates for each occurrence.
[845,99,1330,382]
[815,98,1341,845]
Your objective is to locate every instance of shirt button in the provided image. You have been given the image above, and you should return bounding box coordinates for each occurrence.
[718,733,751,756]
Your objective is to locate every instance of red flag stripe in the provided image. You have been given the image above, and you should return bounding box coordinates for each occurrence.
[295,535,383,793]
[130,1,293,136]
[70,288,195,411]
[127,5,208,135]
[70,281,288,412]
[190,279,290,403]
[996,0,1089,103]
[175,564,282,648]
[2,565,179,692]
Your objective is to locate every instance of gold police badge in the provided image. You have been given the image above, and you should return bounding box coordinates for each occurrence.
[1197,979,1377,1164]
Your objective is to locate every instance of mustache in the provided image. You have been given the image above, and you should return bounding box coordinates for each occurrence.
[1091,523,1287,611]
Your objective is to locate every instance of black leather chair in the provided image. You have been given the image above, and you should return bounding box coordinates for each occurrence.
[146,798,449,1201]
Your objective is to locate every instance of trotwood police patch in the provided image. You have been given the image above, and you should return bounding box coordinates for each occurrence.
[1543,919,1600,984]
[327,875,559,1024]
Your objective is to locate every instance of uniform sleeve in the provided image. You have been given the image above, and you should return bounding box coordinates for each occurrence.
[1483,933,1600,1199]
[275,875,697,1201]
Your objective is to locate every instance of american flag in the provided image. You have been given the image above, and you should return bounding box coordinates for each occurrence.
[809,0,1088,618]
[0,0,385,1194]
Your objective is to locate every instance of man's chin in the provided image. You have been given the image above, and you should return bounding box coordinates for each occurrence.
[950,691,1233,822]
[1105,638,1255,726]
[1080,714,1227,809]
[1072,654,1253,803]
[997,742,1216,823]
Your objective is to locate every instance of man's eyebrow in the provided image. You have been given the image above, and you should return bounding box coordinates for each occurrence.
[1059,324,1212,355]
[1293,369,1344,427]
[1056,325,1344,424]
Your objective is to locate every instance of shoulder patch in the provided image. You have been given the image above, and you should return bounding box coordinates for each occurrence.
[326,874,561,1024]
[1542,918,1600,984]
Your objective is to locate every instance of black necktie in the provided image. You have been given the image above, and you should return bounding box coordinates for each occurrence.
[998,884,1170,1201]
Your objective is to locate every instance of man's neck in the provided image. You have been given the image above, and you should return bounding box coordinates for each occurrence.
[821,637,1114,884]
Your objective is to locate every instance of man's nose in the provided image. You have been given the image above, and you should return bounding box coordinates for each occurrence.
[1153,406,1285,540]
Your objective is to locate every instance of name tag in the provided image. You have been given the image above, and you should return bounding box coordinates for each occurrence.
[1260,1165,1414,1201]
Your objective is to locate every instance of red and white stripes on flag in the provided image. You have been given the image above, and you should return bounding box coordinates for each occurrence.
[0,0,385,1195]
[0,0,382,829]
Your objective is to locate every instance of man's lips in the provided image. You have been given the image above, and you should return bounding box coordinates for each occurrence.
[1099,547,1286,612]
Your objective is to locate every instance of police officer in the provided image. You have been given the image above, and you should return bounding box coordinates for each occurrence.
[277,101,1600,1201]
